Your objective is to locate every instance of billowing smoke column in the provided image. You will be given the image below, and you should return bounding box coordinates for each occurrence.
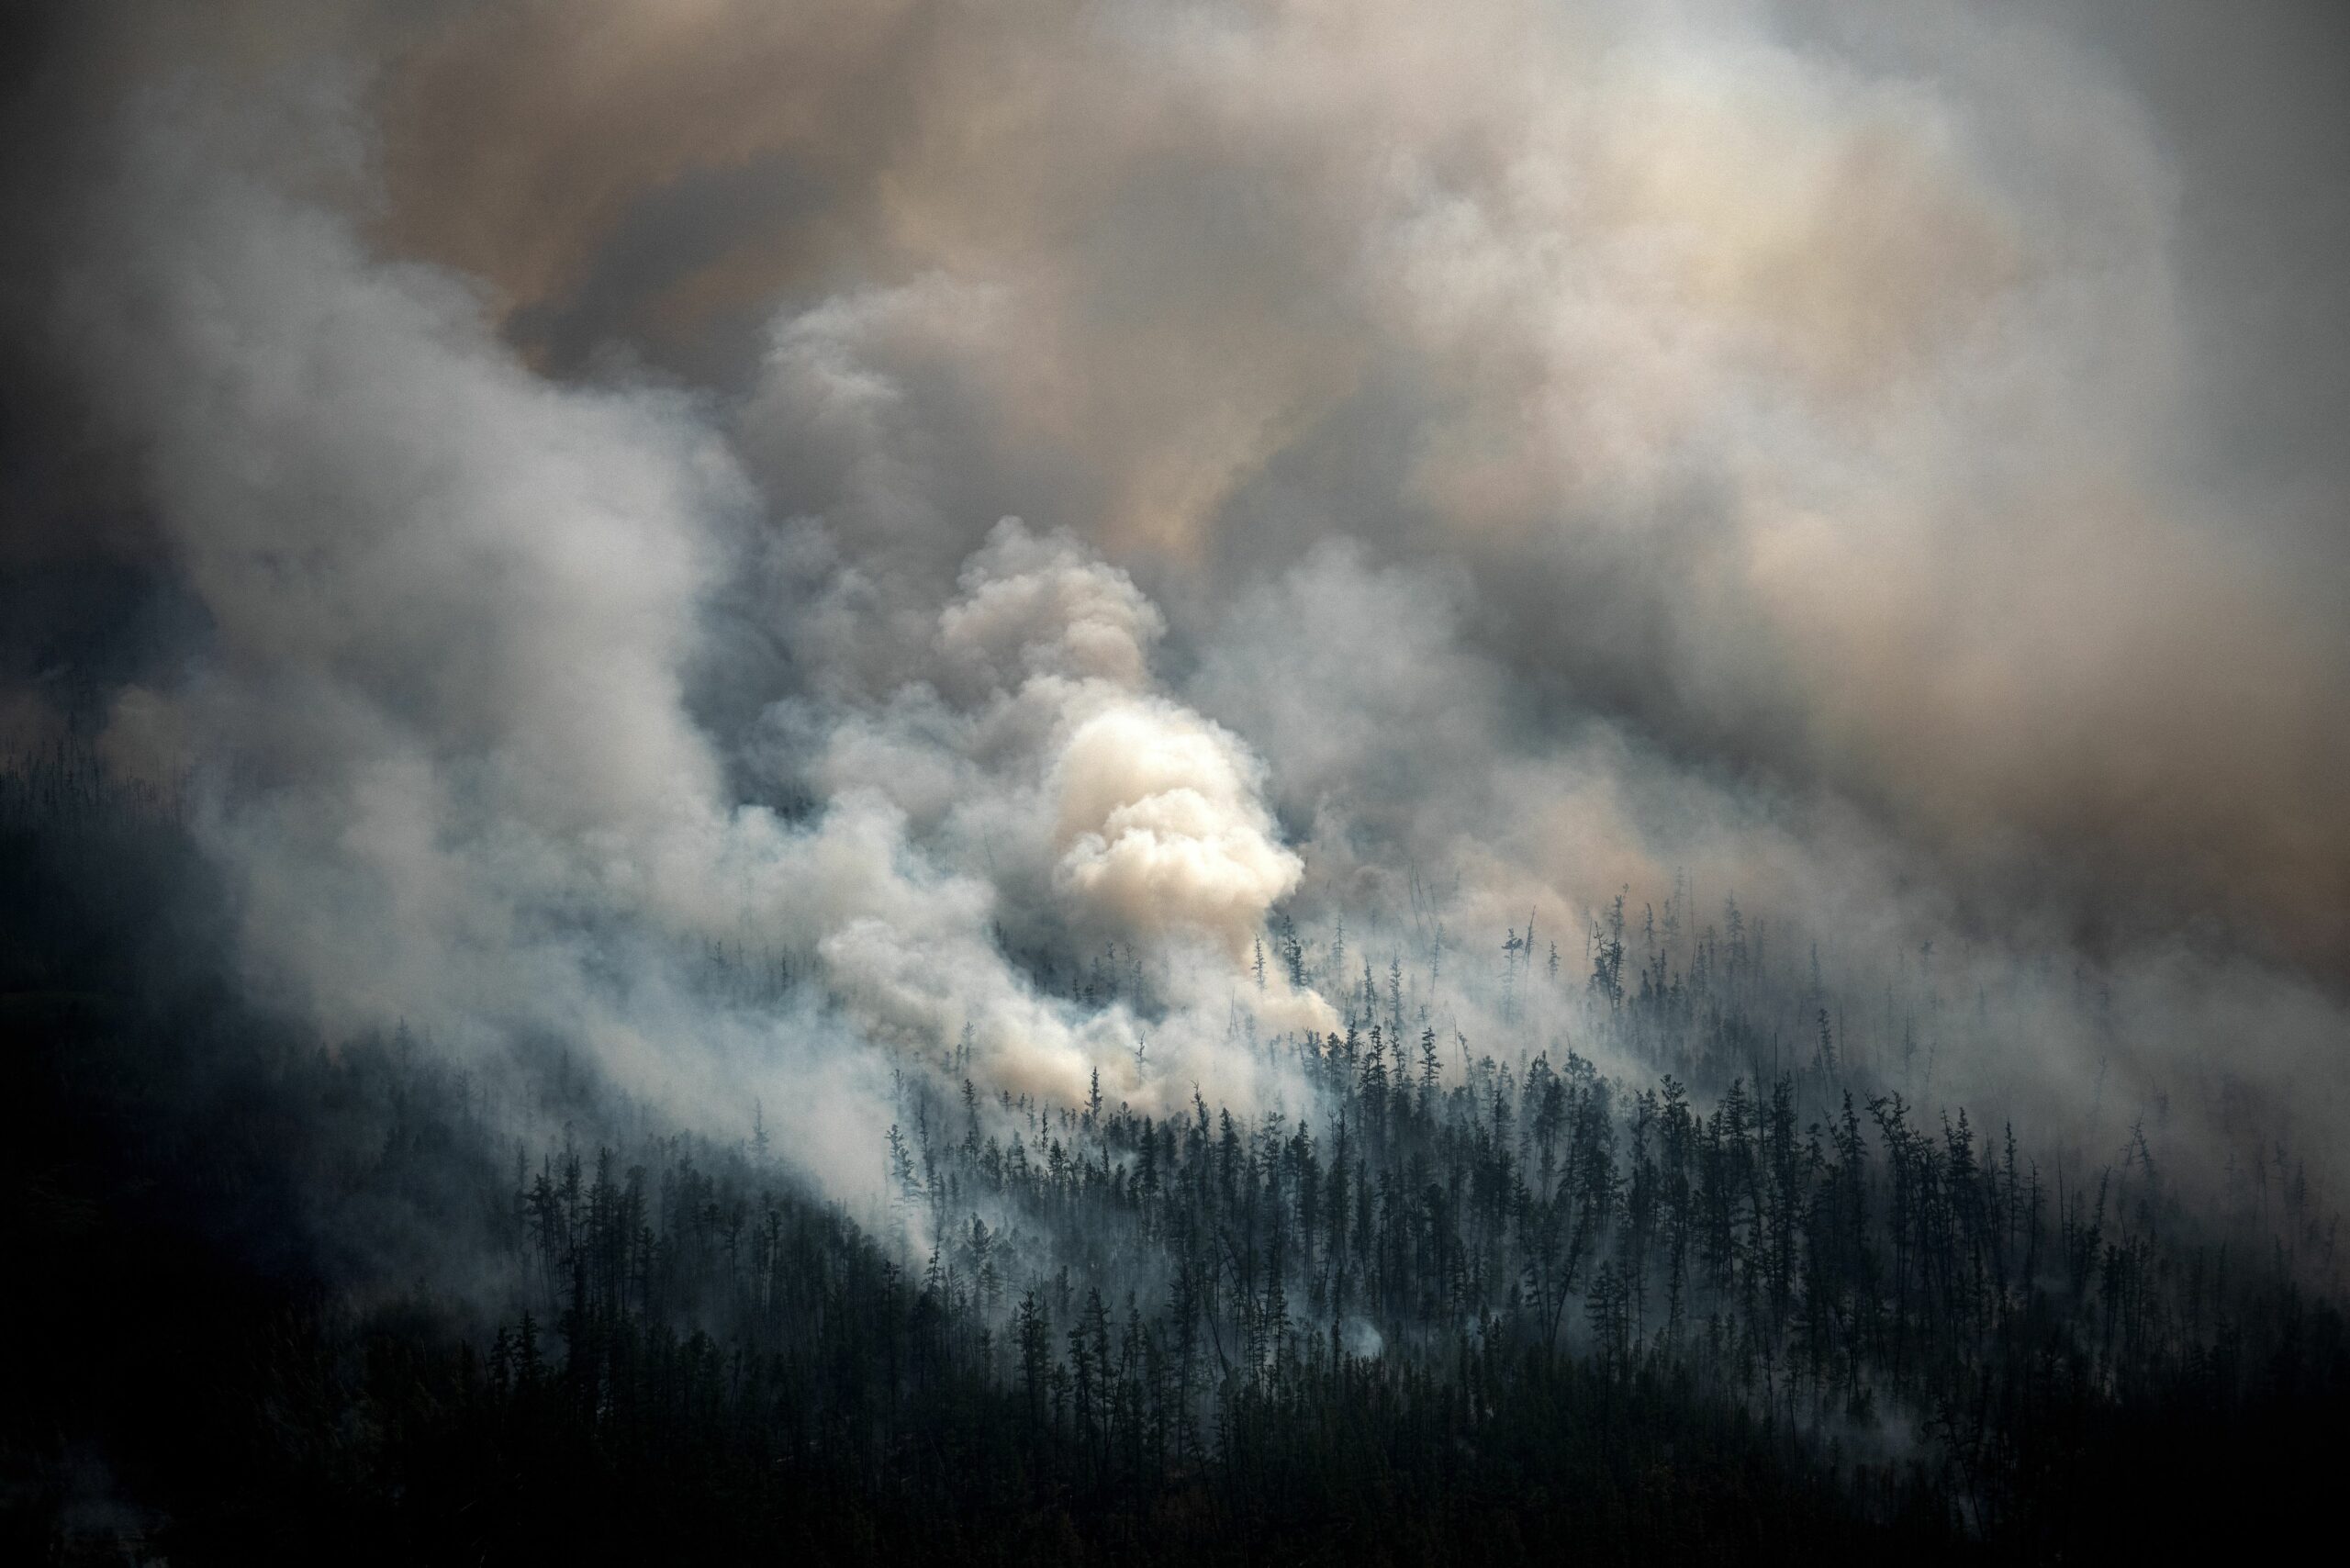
[784,517,1324,1116]
[7,46,1321,1186]
[2,0,2346,1202]
[934,520,1304,960]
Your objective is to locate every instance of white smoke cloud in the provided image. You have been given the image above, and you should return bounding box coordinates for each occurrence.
[1053,698,1300,946]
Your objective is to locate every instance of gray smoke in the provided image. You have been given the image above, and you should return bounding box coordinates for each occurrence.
[3,0,2344,1204]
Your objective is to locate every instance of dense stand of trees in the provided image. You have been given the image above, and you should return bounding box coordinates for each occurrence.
[5,752,2345,1562]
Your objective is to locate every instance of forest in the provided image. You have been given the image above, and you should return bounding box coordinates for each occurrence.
[6,750,2344,1565]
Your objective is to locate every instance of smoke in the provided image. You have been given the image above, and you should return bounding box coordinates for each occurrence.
[3,0,2346,1204]
[364,0,2344,966]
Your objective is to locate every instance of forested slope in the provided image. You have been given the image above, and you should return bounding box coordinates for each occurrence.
[4,759,2343,1564]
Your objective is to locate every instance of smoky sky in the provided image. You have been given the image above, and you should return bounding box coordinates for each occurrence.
[2,0,2346,1196]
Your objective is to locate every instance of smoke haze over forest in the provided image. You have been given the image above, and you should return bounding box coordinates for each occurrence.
[3,6,2349,1558]
[6,0,2345,1194]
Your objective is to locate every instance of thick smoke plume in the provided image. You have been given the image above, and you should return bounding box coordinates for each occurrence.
[3,0,2345,1208]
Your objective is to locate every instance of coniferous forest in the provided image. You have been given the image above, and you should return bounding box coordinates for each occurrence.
[7,756,2344,1564]
[10,4,2350,1564]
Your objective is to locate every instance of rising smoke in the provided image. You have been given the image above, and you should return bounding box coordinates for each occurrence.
[2,0,2344,1209]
